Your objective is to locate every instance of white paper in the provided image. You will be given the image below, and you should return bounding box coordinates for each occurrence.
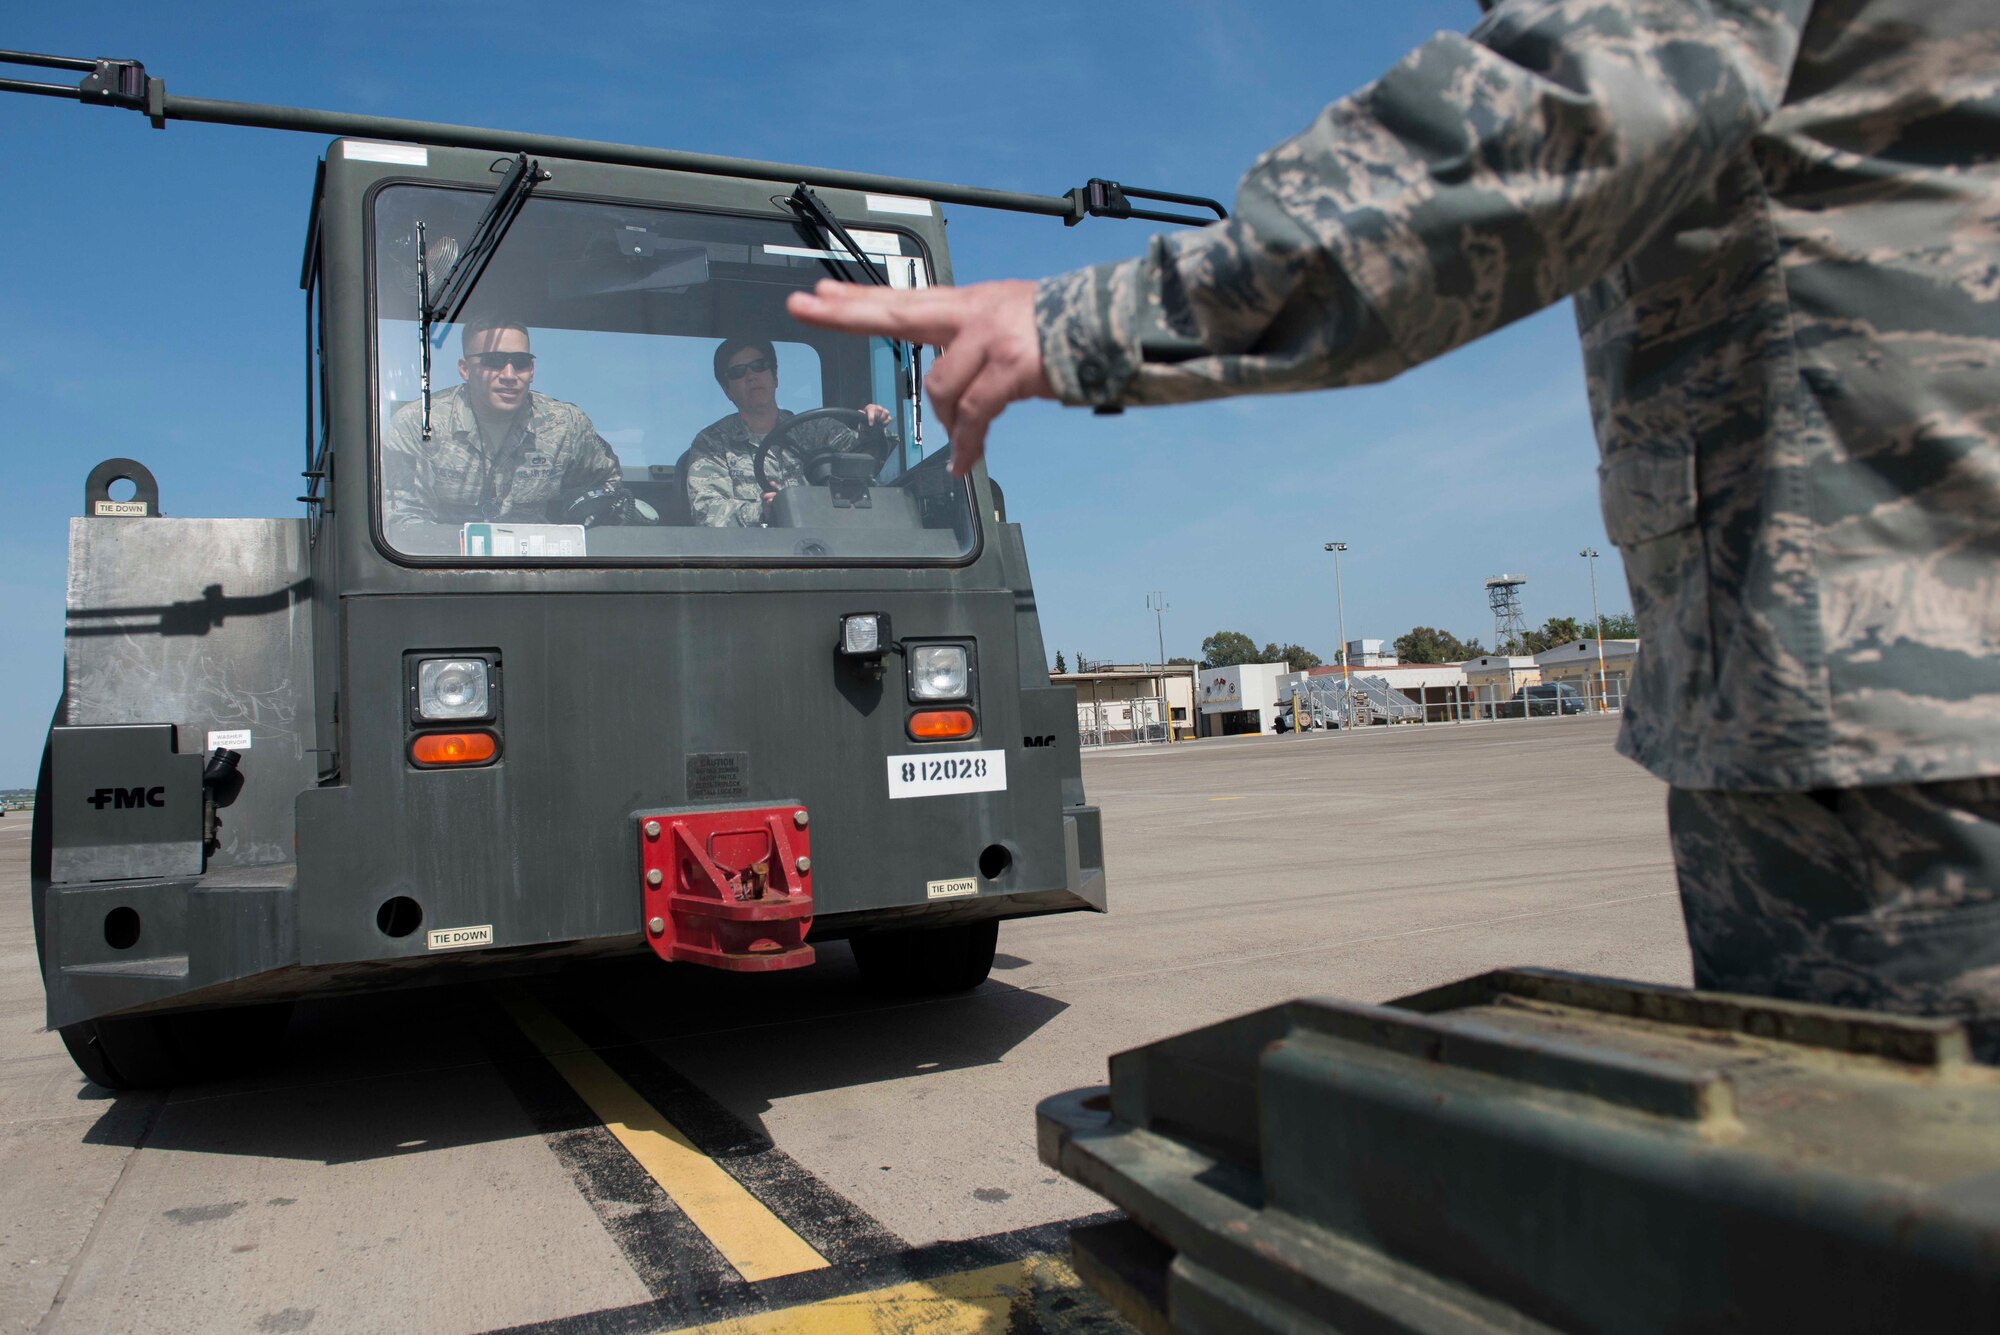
[461,522,587,557]
[206,729,253,752]
[829,228,904,255]
[866,194,934,216]
[342,141,429,166]
[886,750,1007,800]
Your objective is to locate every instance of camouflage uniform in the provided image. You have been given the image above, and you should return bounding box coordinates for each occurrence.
[684,410,866,527]
[384,384,621,554]
[1034,2,2000,1033]
[1669,780,2000,1060]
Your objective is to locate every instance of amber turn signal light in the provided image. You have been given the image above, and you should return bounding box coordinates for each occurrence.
[410,731,498,767]
[907,709,976,741]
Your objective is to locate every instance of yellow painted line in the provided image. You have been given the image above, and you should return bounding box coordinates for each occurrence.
[1209,795,1247,802]
[669,1254,1115,1333]
[498,989,829,1282]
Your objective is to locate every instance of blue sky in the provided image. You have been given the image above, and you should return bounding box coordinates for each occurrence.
[0,2,1627,784]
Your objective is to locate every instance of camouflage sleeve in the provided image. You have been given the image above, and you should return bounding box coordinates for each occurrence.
[684,450,761,527]
[787,416,858,456]
[1037,0,1812,406]
[788,417,902,469]
[557,407,622,493]
[380,402,454,552]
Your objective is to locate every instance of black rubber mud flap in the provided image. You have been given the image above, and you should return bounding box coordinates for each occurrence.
[60,1005,296,1091]
[851,918,999,996]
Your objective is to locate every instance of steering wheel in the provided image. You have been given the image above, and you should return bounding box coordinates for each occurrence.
[549,485,658,528]
[753,408,893,494]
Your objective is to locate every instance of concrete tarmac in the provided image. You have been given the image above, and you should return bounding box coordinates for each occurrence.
[1,716,1688,1332]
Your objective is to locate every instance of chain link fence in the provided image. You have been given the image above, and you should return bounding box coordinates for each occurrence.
[1077,696,1170,748]
[1282,677,1628,731]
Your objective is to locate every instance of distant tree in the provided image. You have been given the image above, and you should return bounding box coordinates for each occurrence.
[1505,615,1590,656]
[1395,626,1484,663]
[1199,630,1260,668]
[1585,612,1638,638]
[1167,656,1198,666]
[1262,642,1323,669]
[1054,651,1067,673]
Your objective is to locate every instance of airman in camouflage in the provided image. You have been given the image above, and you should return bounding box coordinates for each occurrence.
[791,1,2000,1052]
[685,338,892,527]
[383,317,621,554]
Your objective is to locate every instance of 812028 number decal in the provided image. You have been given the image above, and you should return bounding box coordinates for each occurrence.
[886,749,1007,799]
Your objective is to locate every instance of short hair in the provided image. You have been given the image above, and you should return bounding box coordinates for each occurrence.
[713,337,777,388]
[461,315,531,355]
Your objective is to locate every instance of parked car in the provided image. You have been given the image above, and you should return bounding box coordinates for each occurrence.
[1498,681,1590,718]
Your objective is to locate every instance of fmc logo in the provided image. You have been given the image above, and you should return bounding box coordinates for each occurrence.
[88,787,166,810]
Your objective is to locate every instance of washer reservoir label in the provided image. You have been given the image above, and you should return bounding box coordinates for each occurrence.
[427,924,493,951]
[926,876,978,900]
[887,750,1007,799]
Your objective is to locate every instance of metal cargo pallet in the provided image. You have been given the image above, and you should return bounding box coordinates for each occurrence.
[1037,968,2000,1334]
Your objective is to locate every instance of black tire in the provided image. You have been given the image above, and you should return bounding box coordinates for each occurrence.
[58,1003,294,1090]
[851,918,999,996]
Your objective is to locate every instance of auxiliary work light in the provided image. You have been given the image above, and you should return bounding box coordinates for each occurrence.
[839,612,891,658]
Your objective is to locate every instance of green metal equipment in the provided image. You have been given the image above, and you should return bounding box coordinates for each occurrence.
[1038,968,2000,1333]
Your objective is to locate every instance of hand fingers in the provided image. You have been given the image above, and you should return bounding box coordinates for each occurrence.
[948,420,987,479]
[920,337,982,438]
[943,359,1030,477]
[785,281,968,347]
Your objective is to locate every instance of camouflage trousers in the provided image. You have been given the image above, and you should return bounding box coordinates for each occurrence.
[1668,780,2000,1063]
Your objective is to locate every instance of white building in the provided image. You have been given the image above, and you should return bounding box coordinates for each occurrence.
[1197,662,1293,736]
[1343,639,1398,667]
[1054,664,1199,743]
[1461,654,1541,717]
[1535,639,1640,709]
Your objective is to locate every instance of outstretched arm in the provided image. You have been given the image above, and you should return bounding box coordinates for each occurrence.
[786,281,1049,477]
[791,1,1808,476]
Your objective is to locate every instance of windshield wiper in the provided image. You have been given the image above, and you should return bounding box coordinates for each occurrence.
[416,152,549,438]
[782,184,925,451]
[784,184,888,287]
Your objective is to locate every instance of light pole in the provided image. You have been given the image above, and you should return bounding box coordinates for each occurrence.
[1323,542,1349,729]
[1146,592,1171,740]
[1580,547,1608,712]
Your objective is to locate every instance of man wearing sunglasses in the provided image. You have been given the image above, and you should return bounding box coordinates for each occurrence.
[684,337,891,527]
[384,315,623,552]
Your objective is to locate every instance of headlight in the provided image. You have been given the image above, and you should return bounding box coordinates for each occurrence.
[909,645,969,701]
[417,658,491,720]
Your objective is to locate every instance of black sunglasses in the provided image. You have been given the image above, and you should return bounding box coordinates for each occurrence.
[724,357,776,381]
[468,351,536,372]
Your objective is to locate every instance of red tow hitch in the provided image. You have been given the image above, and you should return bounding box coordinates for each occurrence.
[638,806,815,972]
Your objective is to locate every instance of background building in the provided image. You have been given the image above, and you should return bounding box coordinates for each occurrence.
[1343,639,1398,667]
[1535,639,1639,710]
[1196,663,1292,736]
[1460,654,1541,718]
[1053,664,1197,744]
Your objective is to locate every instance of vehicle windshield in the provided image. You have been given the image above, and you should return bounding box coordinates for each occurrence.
[371,183,970,563]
